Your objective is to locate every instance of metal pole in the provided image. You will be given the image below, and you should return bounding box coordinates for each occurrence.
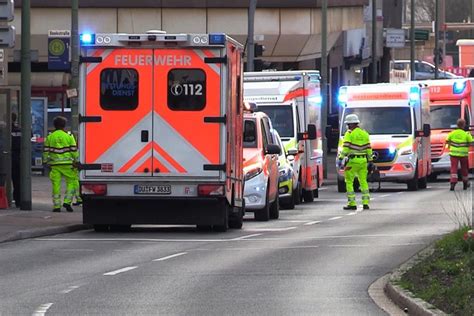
[71,0,79,137]
[410,0,415,81]
[441,0,446,68]
[321,0,328,179]
[246,0,257,72]
[20,0,32,210]
[434,0,440,79]
[371,0,377,83]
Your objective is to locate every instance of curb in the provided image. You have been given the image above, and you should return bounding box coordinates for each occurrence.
[384,245,448,316]
[0,224,92,244]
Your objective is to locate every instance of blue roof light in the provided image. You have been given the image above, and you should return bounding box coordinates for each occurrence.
[409,87,420,103]
[80,33,95,45]
[338,87,348,106]
[453,80,467,94]
[209,33,226,45]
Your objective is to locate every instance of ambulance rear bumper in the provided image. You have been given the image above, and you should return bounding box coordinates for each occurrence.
[82,196,229,226]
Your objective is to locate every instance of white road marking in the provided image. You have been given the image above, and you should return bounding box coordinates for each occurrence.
[103,266,137,276]
[231,234,263,240]
[328,216,343,221]
[244,227,297,232]
[32,303,53,316]
[60,285,80,294]
[195,245,320,251]
[153,252,187,262]
[319,187,328,191]
[304,221,322,225]
[396,192,404,194]
[37,238,230,242]
[346,212,357,216]
[379,194,391,198]
[278,220,310,223]
[55,249,94,252]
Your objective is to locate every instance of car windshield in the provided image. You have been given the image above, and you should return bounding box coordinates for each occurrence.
[257,105,294,138]
[430,105,461,129]
[341,107,412,135]
[243,119,258,148]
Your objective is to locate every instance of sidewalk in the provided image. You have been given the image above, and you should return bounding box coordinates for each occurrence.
[0,174,89,243]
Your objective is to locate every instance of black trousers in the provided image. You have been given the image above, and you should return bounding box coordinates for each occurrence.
[12,160,20,206]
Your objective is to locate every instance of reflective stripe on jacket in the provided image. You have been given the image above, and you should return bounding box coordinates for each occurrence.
[339,127,373,161]
[446,128,473,157]
[43,130,79,165]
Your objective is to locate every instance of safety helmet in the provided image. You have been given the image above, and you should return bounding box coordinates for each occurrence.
[344,114,360,124]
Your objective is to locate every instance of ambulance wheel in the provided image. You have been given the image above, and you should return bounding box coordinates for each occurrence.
[337,178,346,193]
[94,225,109,232]
[110,225,131,232]
[407,170,419,191]
[282,192,295,210]
[294,182,302,205]
[229,203,244,229]
[303,189,314,203]
[255,186,270,221]
[213,205,229,232]
[418,176,428,189]
[270,190,280,219]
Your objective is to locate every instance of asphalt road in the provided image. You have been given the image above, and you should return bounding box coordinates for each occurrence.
[0,180,469,315]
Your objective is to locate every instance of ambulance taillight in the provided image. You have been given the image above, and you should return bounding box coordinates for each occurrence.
[81,184,107,196]
[197,184,225,197]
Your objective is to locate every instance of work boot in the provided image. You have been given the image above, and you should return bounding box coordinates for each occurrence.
[363,205,370,210]
[450,183,456,191]
[343,205,357,211]
[463,182,470,190]
[63,203,74,213]
[52,208,61,213]
[72,201,82,206]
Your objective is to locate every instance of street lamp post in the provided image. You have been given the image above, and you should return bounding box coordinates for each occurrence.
[71,0,79,137]
[247,0,257,72]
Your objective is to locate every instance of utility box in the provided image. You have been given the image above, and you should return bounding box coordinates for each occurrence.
[0,25,15,48]
[0,0,14,22]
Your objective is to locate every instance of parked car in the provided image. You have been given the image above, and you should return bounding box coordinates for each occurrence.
[271,129,298,209]
[243,110,281,221]
[390,60,461,82]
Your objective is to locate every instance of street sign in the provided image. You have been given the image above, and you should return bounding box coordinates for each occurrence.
[385,28,405,48]
[414,29,430,41]
[48,30,71,71]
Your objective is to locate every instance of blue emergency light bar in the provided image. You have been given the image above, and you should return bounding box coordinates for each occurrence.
[338,87,348,106]
[80,33,95,45]
[453,80,467,94]
[409,87,420,103]
[209,33,226,45]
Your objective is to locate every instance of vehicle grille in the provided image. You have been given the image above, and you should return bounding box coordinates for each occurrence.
[431,143,444,158]
[373,149,396,163]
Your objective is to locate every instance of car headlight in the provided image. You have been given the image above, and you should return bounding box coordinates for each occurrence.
[399,146,413,156]
[245,167,263,181]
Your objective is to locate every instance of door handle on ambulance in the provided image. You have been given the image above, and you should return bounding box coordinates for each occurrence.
[141,130,149,142]
[144,168,150,173]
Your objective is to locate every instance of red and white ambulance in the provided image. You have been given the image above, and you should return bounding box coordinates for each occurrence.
[422,79,474,179]
[78,32,244,232]
[337,83,432,191]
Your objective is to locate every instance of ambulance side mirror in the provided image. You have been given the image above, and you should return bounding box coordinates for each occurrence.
[266,144,281,155]
[416,124,431,137]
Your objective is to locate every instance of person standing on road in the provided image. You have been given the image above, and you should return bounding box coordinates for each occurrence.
[10,113,21,208]
[446,118,472,191]
[42,116,78,212]
[338,114,373,210]
[67,131,82,206]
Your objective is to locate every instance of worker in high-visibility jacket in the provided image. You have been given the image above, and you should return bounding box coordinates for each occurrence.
[43,116,78,212]
[338,114,373,210]
[446,118,473,191]
[67,131,83,206]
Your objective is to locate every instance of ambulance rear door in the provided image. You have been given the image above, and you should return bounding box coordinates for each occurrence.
[152,48,224,179]
[82,48,154,178]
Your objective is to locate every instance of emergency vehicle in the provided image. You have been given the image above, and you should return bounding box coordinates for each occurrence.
[78,32,245,232]
[423,79,474,179]
[243,71,321,203]
[337,83,432,191]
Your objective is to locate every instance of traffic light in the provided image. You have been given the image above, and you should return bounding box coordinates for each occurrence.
[254,44,265,58]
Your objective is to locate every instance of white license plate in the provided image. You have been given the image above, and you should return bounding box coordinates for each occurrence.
[134,185,171,195]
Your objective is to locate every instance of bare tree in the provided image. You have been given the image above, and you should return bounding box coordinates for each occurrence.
[406,0,472,23]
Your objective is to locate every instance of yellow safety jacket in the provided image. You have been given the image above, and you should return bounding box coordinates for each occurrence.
[339,127,373,161]
[446,128,473,157]
[43,130,79,165]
